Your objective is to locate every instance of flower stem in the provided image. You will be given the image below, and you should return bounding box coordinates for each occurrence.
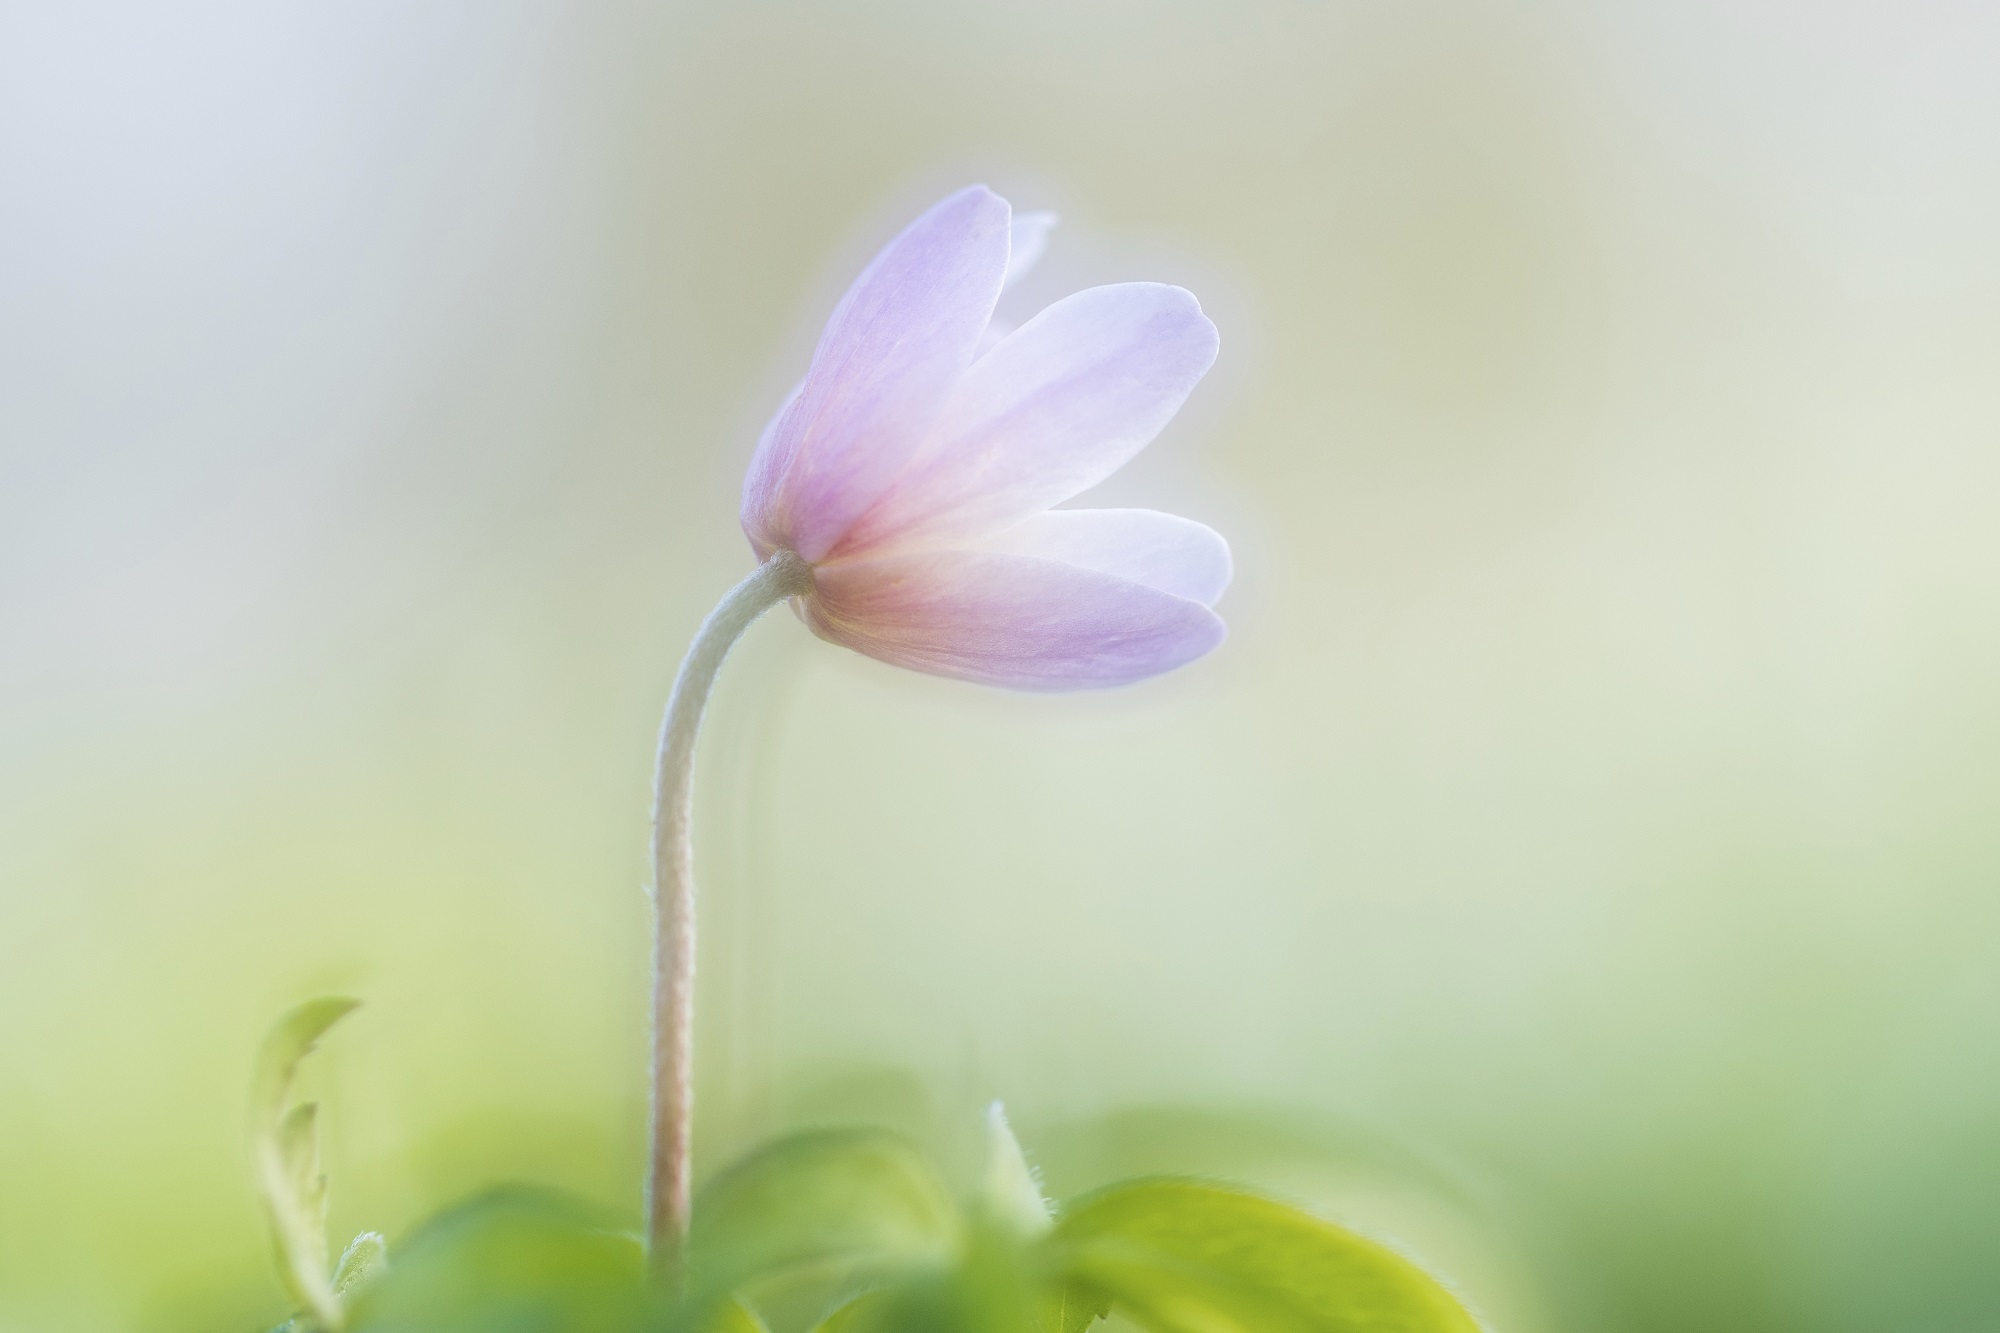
[648,548,813,1278]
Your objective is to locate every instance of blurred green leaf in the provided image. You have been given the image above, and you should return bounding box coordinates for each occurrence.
[704,1299,773,1333]
[980,1104,1052,1238]
[277,1103,328,1269]
[685,1128,957,1316]
[798,1222,1035,1333]
[808,1292,883,1333]
[347,1187,647,1333]
[1036,1282,1110,1333]
[333,1232,389,1302]
[251,997,361,1330]
[1049,1180,1480,1333]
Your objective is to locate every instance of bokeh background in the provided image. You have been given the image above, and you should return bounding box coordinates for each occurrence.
[4,2,1998,1330]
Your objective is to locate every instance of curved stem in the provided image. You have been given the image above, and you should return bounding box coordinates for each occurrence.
[648,549,813,1276]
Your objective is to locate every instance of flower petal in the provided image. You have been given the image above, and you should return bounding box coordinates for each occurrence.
[742,186,1012,563]
[803,548,1225,690]
[1004,211,1058,289]
[742,379,803,561]
[834,283,1219,556]
[975,509,1231,606]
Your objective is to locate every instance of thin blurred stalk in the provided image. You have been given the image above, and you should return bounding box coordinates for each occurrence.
[648,550,813,1277]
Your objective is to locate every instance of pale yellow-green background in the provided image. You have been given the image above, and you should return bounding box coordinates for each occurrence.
[4,2,1998,1331]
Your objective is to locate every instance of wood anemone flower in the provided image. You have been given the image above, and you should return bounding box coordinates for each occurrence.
[646,186,1231,1271]
[741,184,1229,690]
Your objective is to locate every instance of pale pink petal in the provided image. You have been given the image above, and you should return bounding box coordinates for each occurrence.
[951,213,1054,357]
[742,379,802,561]
[974,509,1231,606]
[742,186,1012,562]
[804,548,1225,690]
[1004,211,1058,289]
[834,283,1219,556]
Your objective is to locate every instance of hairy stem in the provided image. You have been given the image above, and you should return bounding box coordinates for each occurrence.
[648,549,813,1277]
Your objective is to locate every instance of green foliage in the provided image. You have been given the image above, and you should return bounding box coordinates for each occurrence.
[980,1105,1053,1238]
[1037,1281,1112,1333]
[698,1126,1480,1333]
[683,1127,958,1328]
[252,998,364,1331]
[248,1008,1478,1333]
[1051,1180,1483,1333]
[705,1299,775,1333]
[333,1232,391,1301]
[269,1122,1481,1333]
[346,1189,647,1333]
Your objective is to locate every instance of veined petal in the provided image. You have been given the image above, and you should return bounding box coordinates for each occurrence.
[1005,211,1058,289]
[834,283,1219,555]
[742,186,1012,563]
[974,509,1232,607]
[804,548,1225,690]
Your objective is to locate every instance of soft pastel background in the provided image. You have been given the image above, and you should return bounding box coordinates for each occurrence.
[4,2,1998,1330]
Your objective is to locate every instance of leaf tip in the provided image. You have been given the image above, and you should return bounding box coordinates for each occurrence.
[981,1102,1052,1236]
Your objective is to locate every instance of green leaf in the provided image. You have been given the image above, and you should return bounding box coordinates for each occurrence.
[796,1230,1031,1333]
[251,997,361,1330]
[800,1229,1103,1333]
[704,1299,772,1333]
[980,1104,1052,1238]
[333,1232,389,1302]
[684,1128,957,1314]
[1037,1282,1110,1333]
[277,1103,327,1248]
[1048,1180,1481,1333]
[808,1293,884,1333]
[346,1187,647,1333]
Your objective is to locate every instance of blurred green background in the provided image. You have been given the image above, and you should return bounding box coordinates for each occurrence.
[4,2,1998,1330]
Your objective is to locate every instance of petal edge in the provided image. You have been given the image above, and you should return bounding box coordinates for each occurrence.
[806,548,1225,690]
[973,508,1232,607]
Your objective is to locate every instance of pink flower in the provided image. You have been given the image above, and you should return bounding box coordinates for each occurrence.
[741,185,1229,690]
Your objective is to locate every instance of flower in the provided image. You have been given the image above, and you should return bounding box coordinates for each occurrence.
[741,185,1229,690]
